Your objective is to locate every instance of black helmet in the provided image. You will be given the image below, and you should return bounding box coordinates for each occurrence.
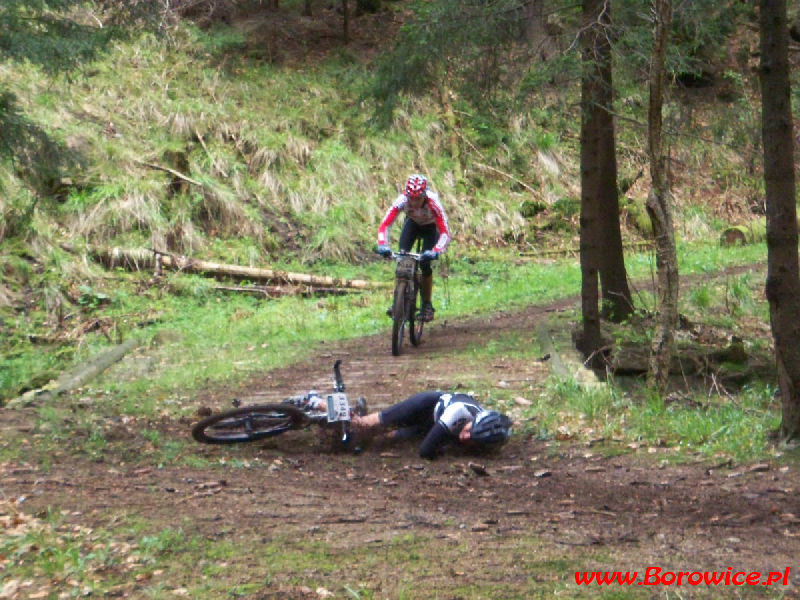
[471,411,512,445]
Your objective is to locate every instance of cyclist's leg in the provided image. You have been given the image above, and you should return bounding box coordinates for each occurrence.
[378,391,439,428]
[353,391,439,433]
[418,224,438,321]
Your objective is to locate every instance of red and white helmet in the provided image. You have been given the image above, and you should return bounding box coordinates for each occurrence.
[405,174,428,200]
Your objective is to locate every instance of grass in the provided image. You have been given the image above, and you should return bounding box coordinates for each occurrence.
[4,239,755,401]
[529,378,781,463]
[1,507,570,599]
[0,507,189,598]
[2,500,789,599]
[1,12,770,292]
[508,262,781,464]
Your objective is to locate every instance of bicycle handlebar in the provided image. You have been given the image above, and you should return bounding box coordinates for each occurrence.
[333,359,345,392]
[379,250,438,261]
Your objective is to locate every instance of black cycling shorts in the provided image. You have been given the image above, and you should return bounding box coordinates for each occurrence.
[378,391,441,430]
[399,219,438,275]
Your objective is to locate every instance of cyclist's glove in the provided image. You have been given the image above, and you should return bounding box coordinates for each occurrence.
[377,245,392,257]
[421,250,439,262]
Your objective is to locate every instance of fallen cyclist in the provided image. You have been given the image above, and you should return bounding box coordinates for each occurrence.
[351,391,513,459]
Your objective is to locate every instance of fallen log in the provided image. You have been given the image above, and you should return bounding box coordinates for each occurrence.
[519,240,653,259]
[92,247,386,290]
[8,338,139,407]
[610,337,750,376]
[213,284,358,298]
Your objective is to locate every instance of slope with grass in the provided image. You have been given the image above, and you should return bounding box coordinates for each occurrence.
[1,3,784,404]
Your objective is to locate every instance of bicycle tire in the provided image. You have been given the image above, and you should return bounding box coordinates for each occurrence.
[192,404,308,444]
[391,279,408,356]
[409,277,424,346]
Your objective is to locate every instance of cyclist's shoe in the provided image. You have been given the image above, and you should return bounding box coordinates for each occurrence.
[284,394,308,407]
[421,302,435,322]
[306,394,328,413]
[285,392,324,412]
[385,307,393,318]
[355,397,368,417]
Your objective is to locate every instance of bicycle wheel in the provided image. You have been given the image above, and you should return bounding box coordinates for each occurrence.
[391,279,408,356]
[192,404,308,444]
[409,278,424,346]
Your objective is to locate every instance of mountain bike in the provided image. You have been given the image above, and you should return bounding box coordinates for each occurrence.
[191,360,366,451]
[384,250,436,356]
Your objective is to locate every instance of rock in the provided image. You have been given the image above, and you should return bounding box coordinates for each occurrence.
[469,462,489,476]
[748,463,770,473]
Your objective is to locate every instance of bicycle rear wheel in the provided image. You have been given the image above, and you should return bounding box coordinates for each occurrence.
[391,280,408,356]
[192,404,308,444]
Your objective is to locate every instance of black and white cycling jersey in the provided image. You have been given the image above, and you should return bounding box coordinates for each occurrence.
[433,393,486,435]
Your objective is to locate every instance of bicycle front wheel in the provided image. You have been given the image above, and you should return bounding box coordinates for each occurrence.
[409,278,424,346]
[391,280,408,356]
[192,404,308,444]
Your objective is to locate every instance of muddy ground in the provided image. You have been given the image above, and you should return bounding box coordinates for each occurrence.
[3,300,800,598]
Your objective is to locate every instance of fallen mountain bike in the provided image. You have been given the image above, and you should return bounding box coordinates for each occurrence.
[191,359,366,451]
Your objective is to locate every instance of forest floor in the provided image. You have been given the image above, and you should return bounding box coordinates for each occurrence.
[2,290,799,598]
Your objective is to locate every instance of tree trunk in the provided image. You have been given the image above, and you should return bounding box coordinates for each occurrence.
[645,0,679,390]
[579,0,610,367]
[581,0,632,330]
[523,0,559,60]
[594,2,632,324]
[342,0,350,44]
[759,0,800,441]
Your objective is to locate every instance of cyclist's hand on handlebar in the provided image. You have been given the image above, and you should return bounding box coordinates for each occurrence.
[377,244,392,257]
[421,250,439,262]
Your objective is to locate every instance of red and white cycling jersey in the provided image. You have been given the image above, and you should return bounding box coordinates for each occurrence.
[377,190,451,253]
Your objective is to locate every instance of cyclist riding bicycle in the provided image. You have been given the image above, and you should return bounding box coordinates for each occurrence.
[377,174,451,322]
[352,391,513,459]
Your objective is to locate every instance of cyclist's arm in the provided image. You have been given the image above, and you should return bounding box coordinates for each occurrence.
[418,401,475,458]
[426,192,451,253]
[418,421,451,459]
[377,196,405,247]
